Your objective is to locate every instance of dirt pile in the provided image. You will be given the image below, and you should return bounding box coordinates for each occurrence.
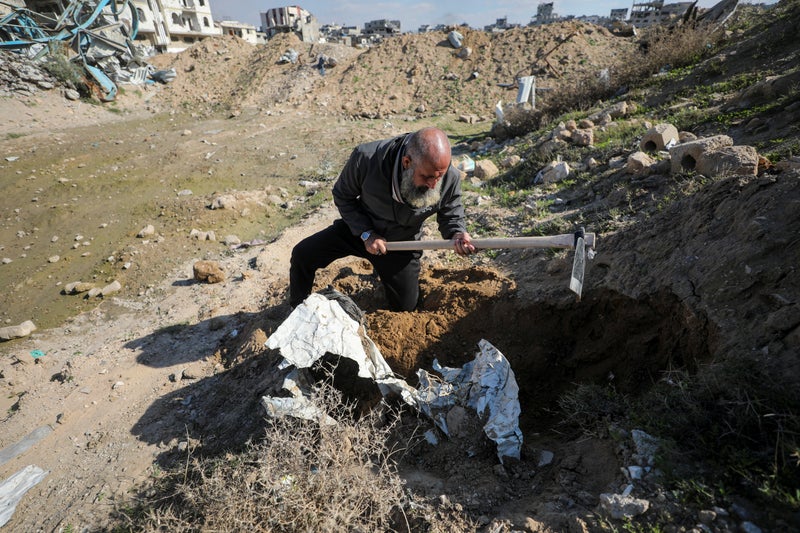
[147,21,637,118]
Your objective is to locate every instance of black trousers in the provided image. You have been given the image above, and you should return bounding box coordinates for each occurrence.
[289,219,422,311]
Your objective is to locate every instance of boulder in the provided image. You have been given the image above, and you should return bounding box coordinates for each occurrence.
[500,155,521,169]
[63,281,95,295]
[0,320,37,341]
[626,151,656,176]
[193,260,225,284]
[571,128,594,147]
[474,159,500,180]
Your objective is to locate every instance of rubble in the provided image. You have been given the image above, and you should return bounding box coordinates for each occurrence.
[0,1,170,102]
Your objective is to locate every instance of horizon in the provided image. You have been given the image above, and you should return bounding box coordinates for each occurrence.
[210,0,773,33]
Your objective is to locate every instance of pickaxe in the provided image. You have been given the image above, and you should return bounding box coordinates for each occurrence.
[385,228,596,300]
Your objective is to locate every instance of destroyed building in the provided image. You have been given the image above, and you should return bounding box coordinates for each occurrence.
[628,0,695,27]
[130,0,221,54]
[363,19,401,37]
[217,19,260,45]
[261,5,319,43]
[532,2,559,25]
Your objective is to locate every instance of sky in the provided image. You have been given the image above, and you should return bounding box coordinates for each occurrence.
[210,0,763,33]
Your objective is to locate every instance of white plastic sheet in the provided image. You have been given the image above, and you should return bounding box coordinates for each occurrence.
[264,294,523,462]
[0,465,48,527]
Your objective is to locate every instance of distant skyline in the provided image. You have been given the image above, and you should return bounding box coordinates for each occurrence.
[211,0,770,33]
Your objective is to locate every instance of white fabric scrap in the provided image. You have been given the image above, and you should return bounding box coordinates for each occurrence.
[263,295,523,462]
[0,465,48,527]
[418,339,523,462]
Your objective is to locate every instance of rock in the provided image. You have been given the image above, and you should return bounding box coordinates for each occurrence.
[626,151,656,176]
[457,46,472,59]
[445,405,468,437]
[538,450,554,467]
[698,509,717,525]
[101,280,122,296]
[536,161,571,184]
[578,119,595,129]
[189,228,216,241]
[571,128,593,147]
[193,260,225,284]
[458,114,479,124]
[500,155,521,168]
[64,89,80,101]
[641,123,679,152]
[137,224,155,238]
[64,281,95,294]
[631,429,659,466]
[599,492,650,519]
[0,320,37,341]
[679,131,698,143]
[222,235,241,246]
[474,159,500,180]
[87,288,102,298]
[740,522,763,533]
[48,255,60,263]
[2,258,11,264]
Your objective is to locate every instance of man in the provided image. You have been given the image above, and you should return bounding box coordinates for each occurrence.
[289,127,475,311]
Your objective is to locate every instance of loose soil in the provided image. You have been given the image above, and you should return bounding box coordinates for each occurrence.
[1,9,799,532]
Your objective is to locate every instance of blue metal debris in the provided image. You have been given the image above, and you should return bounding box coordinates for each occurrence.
[0,0,144,101]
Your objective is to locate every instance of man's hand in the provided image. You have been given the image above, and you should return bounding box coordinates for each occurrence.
[365,234,388,256]
[452,231,476,256]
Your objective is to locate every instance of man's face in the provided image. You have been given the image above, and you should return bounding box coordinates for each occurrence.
[404,154,450,190]
[400,156,446,209]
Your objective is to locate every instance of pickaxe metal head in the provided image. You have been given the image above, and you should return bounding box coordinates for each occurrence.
[569,227,593,301]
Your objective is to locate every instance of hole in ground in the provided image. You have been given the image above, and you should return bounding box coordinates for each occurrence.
[363,266,718,430]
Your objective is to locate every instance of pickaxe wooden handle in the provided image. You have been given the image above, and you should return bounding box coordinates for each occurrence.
[384,230,596,301]
[383,232,596,251]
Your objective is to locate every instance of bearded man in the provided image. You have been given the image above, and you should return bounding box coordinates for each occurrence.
[289,127,475,311]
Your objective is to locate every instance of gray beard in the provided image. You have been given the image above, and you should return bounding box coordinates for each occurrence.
[399,166,442,209]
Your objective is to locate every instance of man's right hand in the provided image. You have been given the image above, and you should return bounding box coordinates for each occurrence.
[364,234,388,256]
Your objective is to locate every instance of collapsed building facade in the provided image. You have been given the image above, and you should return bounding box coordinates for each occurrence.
[261,5,318,43]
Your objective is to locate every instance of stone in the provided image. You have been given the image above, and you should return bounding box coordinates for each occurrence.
[571,128,593,147]
[64,89,80,101]
[500,155,521,168]
[193,260,225,284]
[626,151,656,176]
[679,131,698,143]
[537,161,570,184]
[599,493,650,519]
[48,256,60,263]
[640,123,679,152]
[101,280,122,296]
[137,224,155,238]
[0,320,37,341]
[578,119,595,129]
[64,281,94,294]
[222,235,241,246]
[474,159,499,180]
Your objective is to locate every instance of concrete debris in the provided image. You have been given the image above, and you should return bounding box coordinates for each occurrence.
[447,30,464,49]
[668,134,759,177]
[0,1,173,101]
[278,48,299,64]
[641,123,679,152]
[599,492,650,519]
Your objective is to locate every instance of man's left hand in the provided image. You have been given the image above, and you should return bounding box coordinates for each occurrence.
[452,232,476,256]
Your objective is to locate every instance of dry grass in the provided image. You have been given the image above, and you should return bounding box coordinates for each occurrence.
[113,382,476,532]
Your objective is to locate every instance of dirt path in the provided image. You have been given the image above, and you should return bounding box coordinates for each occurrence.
[0,199,338,530]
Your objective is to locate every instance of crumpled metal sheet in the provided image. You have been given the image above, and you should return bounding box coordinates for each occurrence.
[264,293,523,462]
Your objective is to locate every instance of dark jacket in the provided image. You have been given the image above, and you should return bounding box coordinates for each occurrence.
[332,133,466,242]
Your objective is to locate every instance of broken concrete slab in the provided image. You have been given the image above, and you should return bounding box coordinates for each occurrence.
[669,135,734,175]
[641,123,679,152]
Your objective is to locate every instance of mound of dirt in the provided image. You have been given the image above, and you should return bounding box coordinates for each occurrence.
[147,22,637,118]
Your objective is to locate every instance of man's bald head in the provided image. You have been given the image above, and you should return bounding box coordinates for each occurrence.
[406,127,451,168]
